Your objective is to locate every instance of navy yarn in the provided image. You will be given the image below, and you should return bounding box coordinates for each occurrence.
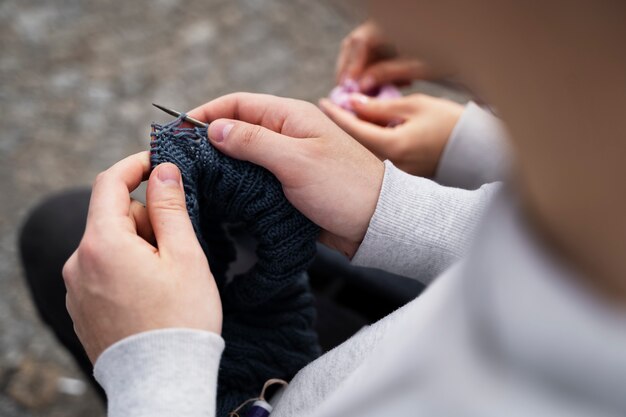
[149,116,321,416]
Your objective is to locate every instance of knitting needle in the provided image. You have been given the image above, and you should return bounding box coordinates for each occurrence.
[152,103,209,129]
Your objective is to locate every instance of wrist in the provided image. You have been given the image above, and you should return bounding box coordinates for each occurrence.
[321,158,385,258]
[95,329,224,416]
[319,232,362,259]
[352,158,385,249]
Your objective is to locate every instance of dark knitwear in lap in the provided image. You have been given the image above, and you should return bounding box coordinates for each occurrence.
[150,116,321,416]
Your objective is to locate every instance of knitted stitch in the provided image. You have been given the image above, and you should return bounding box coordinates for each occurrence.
[150,116,321,416]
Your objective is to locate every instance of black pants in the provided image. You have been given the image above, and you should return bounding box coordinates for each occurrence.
[19,189,423,399]
[18,189,104,398]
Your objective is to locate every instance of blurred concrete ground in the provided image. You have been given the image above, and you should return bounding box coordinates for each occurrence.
[0,0,463,415]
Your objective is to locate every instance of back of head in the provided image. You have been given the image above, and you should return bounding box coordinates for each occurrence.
[371,0,626,303]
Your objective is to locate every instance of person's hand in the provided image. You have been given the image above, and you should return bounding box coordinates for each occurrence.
[187,93,385,258]
[319,93,464,177]
[336,20,435,91]
[62,152,222,363]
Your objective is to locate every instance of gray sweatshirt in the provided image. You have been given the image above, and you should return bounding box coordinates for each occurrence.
[93,103,626,416]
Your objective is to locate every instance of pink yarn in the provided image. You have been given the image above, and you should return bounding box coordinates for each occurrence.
[329,79,402,113]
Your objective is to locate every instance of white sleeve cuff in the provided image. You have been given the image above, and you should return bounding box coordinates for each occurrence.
[94,328,225,417]
[435,102,510,190]
[352,161,498,283]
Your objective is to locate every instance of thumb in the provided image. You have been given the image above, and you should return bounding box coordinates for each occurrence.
[207,118,298,176]
[146,163,197,257]
[349,94,412,124]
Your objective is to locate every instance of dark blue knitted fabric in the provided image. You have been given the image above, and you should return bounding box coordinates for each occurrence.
[149,116,321,416]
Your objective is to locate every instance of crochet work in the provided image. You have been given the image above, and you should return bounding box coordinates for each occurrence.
[150,117,321,416]
[328,78,401,113]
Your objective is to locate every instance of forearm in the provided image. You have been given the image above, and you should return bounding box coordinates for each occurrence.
[353,161,499,283]
[94,329,224,417]
[435,102,511,190]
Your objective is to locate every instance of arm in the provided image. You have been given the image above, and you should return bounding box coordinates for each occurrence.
[319,95,511,185]
[62,153,224,417]
[435,102,510,190]
[353,161,499,283]
[94,330,224,417]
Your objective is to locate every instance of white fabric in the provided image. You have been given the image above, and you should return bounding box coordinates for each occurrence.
[94,329,224,417]
[352,160,498,283]
[435,101,510,190]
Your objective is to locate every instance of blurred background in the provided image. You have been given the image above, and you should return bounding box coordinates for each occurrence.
[0,0,464,415]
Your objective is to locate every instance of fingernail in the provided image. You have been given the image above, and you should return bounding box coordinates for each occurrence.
[209,120,234,143]
[359,76,376,92]
[350,93,369,105]
[157,163,181,185]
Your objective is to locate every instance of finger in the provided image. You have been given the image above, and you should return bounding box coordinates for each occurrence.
[62,250,78,290]
[318,98,390,155]
[336,27,370,83]
[146,163,198,258]
[349,95,414,124]
[207,118,300,177]
[336,21,381,82]
[129,199,156,245]
[65,294,75,321]
[87,151,151,222]
[342,38,369,82]
[187,92,305,133]
[335,38,352,83]
[359,59,431,91]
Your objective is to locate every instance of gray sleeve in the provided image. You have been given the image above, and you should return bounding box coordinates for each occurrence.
[352,161,498,283]
[434,102,510,190]
[94,328,225,417]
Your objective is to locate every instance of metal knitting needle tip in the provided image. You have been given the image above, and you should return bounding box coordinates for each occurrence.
[152,103,209,129]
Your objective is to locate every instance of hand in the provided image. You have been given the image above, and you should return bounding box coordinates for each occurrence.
[62,152,222,363]
[187,93,385,258]
[336,20,435,91]
[319,93,464,177]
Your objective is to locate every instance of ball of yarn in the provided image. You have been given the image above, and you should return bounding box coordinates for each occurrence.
[150,117,322,416]
[328,78,402,113]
